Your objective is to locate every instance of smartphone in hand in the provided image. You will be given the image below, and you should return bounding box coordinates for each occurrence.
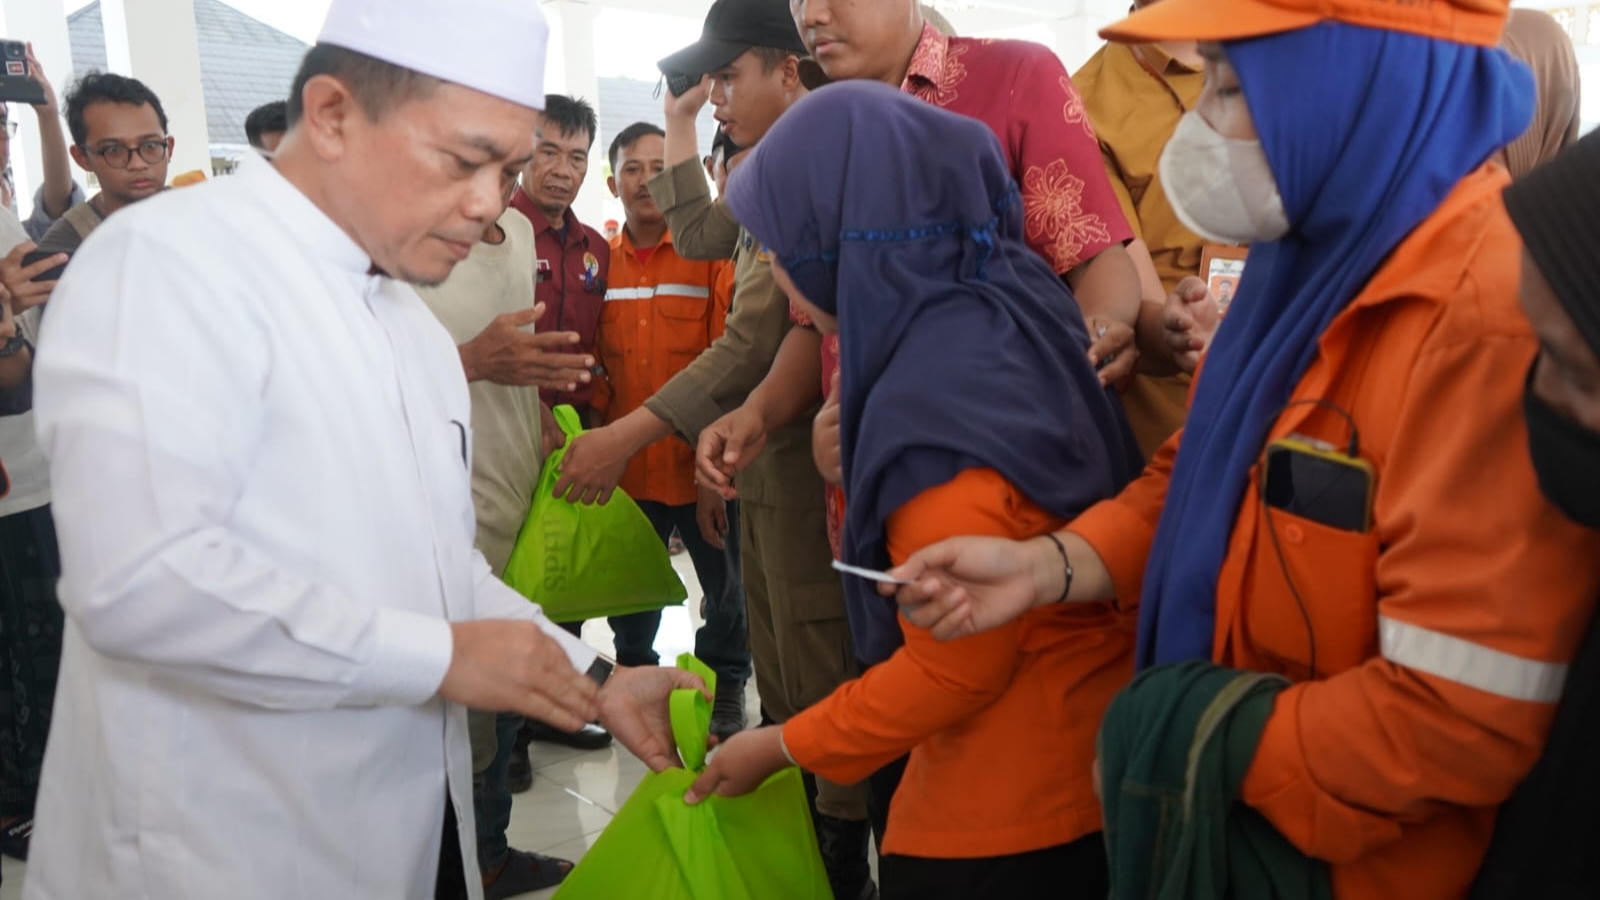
[21,250,70,283]
[0,42,45,106]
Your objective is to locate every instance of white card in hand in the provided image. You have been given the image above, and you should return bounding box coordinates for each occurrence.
[831,560,912,586]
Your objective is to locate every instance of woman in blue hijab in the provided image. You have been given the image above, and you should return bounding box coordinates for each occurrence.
[883,1,1600,896]
[683,81,1141,898]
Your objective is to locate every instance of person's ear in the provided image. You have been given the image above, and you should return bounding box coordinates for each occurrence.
[295,74,363,162]
[782,56,803,93]
[606,175,619,198]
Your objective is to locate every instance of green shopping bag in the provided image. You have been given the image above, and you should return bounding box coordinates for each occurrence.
[502,405,687,621]
[555,656,833,900]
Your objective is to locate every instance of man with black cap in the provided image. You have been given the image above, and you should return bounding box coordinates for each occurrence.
[23,1,700,898]
[553,2,876,898]
[1473,128,1600,900]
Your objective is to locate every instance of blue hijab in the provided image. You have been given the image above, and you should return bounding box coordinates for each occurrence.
[1138,22,1535,668]
[726,81,1142,665]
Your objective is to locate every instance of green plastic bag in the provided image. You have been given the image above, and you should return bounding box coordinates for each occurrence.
[502,405,687,621]
[555,656,833,900]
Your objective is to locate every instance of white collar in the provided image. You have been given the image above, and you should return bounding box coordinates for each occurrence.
[234,153,374,277]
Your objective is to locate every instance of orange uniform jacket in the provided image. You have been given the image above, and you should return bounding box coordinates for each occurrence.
[596,230,731,508]
[784,468,1135,859]
[1071,166,1600,899]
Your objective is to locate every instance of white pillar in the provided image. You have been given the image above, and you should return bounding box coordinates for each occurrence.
[0,0,73,220]
[541,0,606,228]
[102,0,212,179]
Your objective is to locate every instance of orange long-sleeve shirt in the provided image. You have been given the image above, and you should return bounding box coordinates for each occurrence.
[1071,166,1600,899]
[596,230,732,507]
[783,467,1135,859]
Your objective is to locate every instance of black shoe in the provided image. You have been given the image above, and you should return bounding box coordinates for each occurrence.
[521,718,614,751]
[483,848,573,899]
[815,813,877,900]
[709,679,747,742]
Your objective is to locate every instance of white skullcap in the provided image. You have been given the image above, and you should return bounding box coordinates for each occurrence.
[317,0,549,110]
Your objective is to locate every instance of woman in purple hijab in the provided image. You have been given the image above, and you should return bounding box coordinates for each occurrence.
[681,81,1141,898]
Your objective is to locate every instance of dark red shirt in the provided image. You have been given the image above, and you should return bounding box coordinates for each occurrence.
[901,23,1132,274]
[510,187,609,410]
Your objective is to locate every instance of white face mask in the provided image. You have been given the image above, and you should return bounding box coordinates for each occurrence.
[1158,110,1290,245]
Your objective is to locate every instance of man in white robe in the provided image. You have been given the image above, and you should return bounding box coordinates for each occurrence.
[23,2,699,898]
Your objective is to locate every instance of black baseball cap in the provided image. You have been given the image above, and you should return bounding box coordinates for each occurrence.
[657,0,809,78]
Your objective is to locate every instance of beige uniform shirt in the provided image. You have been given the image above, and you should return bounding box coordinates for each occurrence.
[416,209,544,574]
[643,159,822,509]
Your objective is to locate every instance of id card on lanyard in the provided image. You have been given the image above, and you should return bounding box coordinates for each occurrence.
[1201,245,1248,317]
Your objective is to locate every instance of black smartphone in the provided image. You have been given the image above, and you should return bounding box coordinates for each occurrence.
[661,70,699,98]
[1262,439,1375,533]
[21,249,69,283]
[0,41,44,106]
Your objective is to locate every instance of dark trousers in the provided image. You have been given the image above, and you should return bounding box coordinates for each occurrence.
[555,609,662,669]
[0,504,64,818]
[435,795,471,900]
[879,833,1108,900]
[637,499,751,684]
[472,710,522,872]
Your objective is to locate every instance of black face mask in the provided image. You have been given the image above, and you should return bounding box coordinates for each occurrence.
[1524,368,1600,530]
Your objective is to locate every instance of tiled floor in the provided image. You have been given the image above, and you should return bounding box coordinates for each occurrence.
[0,551,741,900]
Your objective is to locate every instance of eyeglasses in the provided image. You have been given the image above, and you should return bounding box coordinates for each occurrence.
[87,138,172,169]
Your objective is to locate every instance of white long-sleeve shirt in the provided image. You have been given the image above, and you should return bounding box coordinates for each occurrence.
[25,156,595,900]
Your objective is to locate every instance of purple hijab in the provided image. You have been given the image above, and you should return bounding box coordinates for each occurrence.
[726,81,1141,664]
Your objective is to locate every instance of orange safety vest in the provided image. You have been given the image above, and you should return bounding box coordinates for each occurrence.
[1073,166,1600,899]
[596,229,732,507]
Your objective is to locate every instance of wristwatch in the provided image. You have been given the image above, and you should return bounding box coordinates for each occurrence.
[585,655,616,689]
[0,333,29,359]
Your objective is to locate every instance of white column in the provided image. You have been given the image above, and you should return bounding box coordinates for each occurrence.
[541,0,606,228]
[102,0,211,179]
[0,0,73,220]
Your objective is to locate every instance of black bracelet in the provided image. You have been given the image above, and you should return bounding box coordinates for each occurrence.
[1043,533,1074,604]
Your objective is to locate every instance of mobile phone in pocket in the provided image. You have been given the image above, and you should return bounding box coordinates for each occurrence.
[1262,438,1375,533]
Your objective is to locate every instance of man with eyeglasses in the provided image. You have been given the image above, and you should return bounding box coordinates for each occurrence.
[32,72,171,259]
